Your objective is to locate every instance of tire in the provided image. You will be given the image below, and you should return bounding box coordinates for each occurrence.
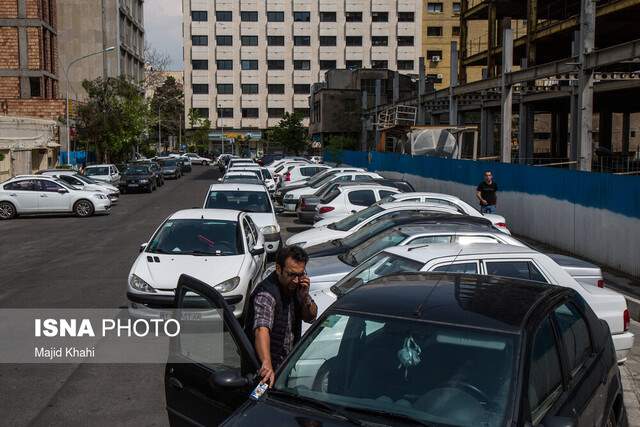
[203,161,209,166]
[74,199,94,217]
[0,201,17,220]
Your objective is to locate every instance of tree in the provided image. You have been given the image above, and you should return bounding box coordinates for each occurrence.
[268,112,308,155]
[75,76,149,162]
[325,135,358,165]
[143,42,171,90]
[150,76,184,151]
[187,108,211,153]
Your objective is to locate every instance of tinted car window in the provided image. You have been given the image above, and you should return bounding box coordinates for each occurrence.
[300,167,317,177]
[330,205,384,232]
[38,180,64,192]
[410,235,452,245]
[85,167,110,176]
[205,190,271,213]
[4,180,36,191]
[485,261,547,283]
[348,190,376,207]
[379,190,396,199]
[353,174,372,181]
[432,262,478,274]
[554,303,592,375]
[59,175,83,186]
[528,317,563,421]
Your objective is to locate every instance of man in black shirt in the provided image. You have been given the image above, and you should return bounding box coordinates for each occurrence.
[476,170,498,214]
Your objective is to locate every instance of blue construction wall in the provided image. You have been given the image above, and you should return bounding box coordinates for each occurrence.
[328,150,640,277]
[59,151,96,166]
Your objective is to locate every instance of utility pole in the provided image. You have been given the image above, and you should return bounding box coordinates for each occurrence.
[500,18,514,163]
[577,0,596,171]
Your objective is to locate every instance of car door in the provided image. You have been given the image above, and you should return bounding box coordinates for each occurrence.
[165,274,259,427]
[346,189,376,213]
[110,166,120,184]
[2,179,39,212]
[35,179,73,212]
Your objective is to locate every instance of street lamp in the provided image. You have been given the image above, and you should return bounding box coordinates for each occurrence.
[64,46,115,165]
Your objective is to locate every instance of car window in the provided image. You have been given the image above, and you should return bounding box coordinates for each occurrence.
[246,216,261,241]
[300,167,316,177]
[85,167,109,176]
[409,235,452,245]
[4,180,36,191]
[59,175,83,186]
[347,229,409,265]
[348,190,376,207]
[395,182,413,192]
[334,175,352,182]
[528,317,563,423]
[147,219,241,256]
[485,261,548,283]
[38,180,64,192]
[243,218,255,248]
[205,190,271,213]
[425,198,465,214]
[554,303,592,375]
[432,262,479,274]
[378,190,397,199]
[456,235,501,245]
[329,205,384,232]
[353,174,372,181]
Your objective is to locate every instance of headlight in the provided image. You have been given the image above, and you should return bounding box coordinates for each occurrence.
[94,193,108,199]
[261,225,279,235]
[285,193,294,199]
[129,274,156,293]
[214,276,240,293]
[140,179,149,183]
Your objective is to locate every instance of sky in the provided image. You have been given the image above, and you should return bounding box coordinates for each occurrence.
[144,0,183,70]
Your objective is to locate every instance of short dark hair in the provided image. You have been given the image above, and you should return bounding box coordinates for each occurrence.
[484,170,492,175]
[275,245,309,268]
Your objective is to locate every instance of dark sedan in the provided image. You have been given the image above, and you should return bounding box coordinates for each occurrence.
[118,164,157,193]
[166,273,627,426]
[157,157,182,179]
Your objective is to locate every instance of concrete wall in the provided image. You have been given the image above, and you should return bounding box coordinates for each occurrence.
[331,150,640,278]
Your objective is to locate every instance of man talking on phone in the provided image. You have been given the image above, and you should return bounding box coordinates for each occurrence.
[243,246,317,387]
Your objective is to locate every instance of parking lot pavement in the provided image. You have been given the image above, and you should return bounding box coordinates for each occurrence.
[0,166,221,426]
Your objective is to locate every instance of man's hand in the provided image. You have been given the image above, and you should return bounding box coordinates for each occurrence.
[259,361,275,387]
[297,276,310,298]
[480,199,487,206]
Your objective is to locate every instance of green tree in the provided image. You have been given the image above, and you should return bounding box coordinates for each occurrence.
[150,76,184,151]
[268,112,308,155]
[187,108,211,152]
[325,135,358,165]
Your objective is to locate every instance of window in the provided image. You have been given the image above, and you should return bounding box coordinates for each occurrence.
[397,12,414,22]
[294,84,310,94]
[215,35,232,46]
[485,261,548,283]
[216,84,233,94]
[452,26,461,36]
[268,108,285,118]
[397,60,414,70]
[267,11,284,22]
[432,261,479,273]
[427,50,443,61]
[371,11,388,22]
[453,2,461,14]
[348,190,376,207]
[267,35,284,46]
[554,303,592,375]
[345,60,362,69]
[242,108,259,118]
[427,2,444,13]
[294,36,310,46]
[192,35,208,46]
[267,60,285,70]
[346,11,362,22]
[371,36,388,46]
[319,60,336,70]
[191,11,207,22]
[397,36,414,46]
[215,11,232,22]
[216,59,233,70]
[240,11,258,22]
[267,84,284,94]
[29,77,41,97]
[371,60,388,69]
[293,60,310,70]
[427,26,443,37]
[241,60,258,70]
[346,36,362,46]
[192,83,209,94]
[528,317,563,421]
[456,235,500,245]
[427,73,443,83]
[378,190,396,199]
[4,180,36,191]
[241,84,259,94]
[192,59,208,70]
[192,108,209,118]
[294,108,309,117]
[217,108,233,118]
[38,179,64,192]
[241,36,258,46]
[293,11,310,22]
[319,36,336,46]
[319,11,336,22]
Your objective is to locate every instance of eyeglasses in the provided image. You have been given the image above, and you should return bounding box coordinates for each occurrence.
[284,269,307,279]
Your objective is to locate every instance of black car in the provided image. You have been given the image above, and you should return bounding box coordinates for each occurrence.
[157,157,182,179]
[119,164,157,193]
[166,273,626,426]
[133,160,165,186]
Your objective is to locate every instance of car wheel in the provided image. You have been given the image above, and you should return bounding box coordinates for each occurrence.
[203,161,209,166]
[0,201,17,220]
[74,199,94,217]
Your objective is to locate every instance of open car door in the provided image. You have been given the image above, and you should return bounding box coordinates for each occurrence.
[165,274,260,426]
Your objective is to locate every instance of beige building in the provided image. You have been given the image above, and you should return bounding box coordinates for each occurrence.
[182,0,424,136]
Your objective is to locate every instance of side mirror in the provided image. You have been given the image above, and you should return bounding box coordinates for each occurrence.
[57,188,69,194]
[211,370,254,389]
[540,415,578,427]
[139,243,148,253]
[250,245,265,256]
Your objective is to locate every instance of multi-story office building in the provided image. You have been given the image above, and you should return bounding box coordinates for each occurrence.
[182,0,424,136]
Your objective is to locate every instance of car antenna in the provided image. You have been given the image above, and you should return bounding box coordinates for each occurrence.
[414,246,464,317]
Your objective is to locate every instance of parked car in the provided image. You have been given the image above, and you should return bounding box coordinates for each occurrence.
[185,152,212,165]
[39,170,120,203]
[280,164,331,187]
[547,253,606,288]
[0,175,111,219]
[119,164,158,193]
[126,209,265,318]
[265,157,310,174]
[84,164,120,185]
[166,272,627,426]
[203,184,281,253]
[169,154,192,173]
[309,155,323,163]
[312,243,633,363]
[315,184,401,221]
[221,172,264,185]
[133,160,165,187]
[156,157,182,179]
[274,167,364,206]
[273,161,309,187]
[228,166,276,192]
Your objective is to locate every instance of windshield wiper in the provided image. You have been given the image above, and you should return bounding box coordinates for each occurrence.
[267,389,364,426]
[180,250,219,256]
[341,406,433,427]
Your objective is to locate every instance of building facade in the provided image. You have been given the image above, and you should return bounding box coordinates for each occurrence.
[182,0,424,137]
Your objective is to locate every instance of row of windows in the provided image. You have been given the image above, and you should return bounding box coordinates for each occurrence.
[193,83,312,95]
[192,10,415,23]
[426,2,461,14]
[427,26,460,37]
[192,107,310,119]
[192,59,415,71]
[193,35,415,47]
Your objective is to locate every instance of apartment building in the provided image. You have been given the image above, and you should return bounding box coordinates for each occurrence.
[183,0,424,135]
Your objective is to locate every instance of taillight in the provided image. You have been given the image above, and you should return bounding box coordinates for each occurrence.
[300,198,307,208]
[285,172,291,181]
[495,222,507,228]
[319,206,334,214]
[597,279,605,288]
[624,309,630,331]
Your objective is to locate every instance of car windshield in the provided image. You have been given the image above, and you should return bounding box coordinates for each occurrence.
[342,229,409,266]
[205,190,271,213]
[159,159,177,167]
[311,173,340,189]
[341,218,399,247]
[85,167,109,176]
[147,219,240,256]
[332,252,423,295]
[308,170,335,186]
[329,205,384,231]
[275,312,516,427]
[125,166,149,175]
[223,176,262,184]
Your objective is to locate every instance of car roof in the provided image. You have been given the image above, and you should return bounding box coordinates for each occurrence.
[337,184,398,192]
[392,192,467,202]
[207,183,267,192]
[170,209,242,221]
[85,164,114,168]
[386,242,538,262]
[334,272,564,333]
[391,222,501,235]
[378,201,461,214]
[13,174,56,179]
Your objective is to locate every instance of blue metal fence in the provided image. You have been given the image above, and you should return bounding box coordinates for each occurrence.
[58,151,96,166]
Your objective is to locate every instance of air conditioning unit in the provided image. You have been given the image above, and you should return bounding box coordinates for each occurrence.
[431,56,441,62]
[437,74,444,79]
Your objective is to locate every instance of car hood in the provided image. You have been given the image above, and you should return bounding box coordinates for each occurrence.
[86,174,111,182]
[132,253,244,290]
[246,212,278,230]
[225,398,354,427]
[314,215,350,228]
[306,240,347,257]
[306,255,353,285]
[285,227,347,247]
[123,174,152,179]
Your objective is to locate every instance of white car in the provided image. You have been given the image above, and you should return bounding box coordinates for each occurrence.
[40,170,120,203]
[281,164,331,186]
[228,166,276,192]
[127,209,266,317]
[273,161,309,186]
[380,192,511,234]
[286,202,462,248]
[228,159,256,169]
[315,184,401,221]
[309,243,634,363]
[84,164,120,184]
[204,184,281,253]
[265,157,310,173]
[0,175,111,219]
[184,152,212,165]
[221,171,264,186]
